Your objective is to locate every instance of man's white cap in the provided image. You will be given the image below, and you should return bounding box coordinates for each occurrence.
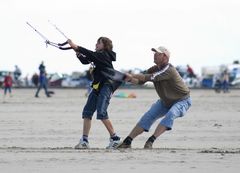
[151,46,170,58]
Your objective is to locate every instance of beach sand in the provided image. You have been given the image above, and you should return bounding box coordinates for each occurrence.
[0,88,240,172]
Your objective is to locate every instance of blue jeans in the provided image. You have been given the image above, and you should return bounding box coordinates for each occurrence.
[222,80,229,92]
[35,81,49,97]
[138,97,192,131]
[82,84,112,120]
[4,87,12,95]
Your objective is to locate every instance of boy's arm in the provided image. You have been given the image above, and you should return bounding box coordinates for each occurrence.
[67,39,78,50]
[67,39,93,64]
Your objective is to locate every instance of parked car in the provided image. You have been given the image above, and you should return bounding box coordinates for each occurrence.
[61,75,90,88]
[61,71,89,88]
[47,73,63,87]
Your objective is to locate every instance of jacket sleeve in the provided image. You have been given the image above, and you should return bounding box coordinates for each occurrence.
[76,46,104,64]
[76,52,90,64]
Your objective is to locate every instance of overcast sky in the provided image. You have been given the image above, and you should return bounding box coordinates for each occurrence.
[1,0,240,76]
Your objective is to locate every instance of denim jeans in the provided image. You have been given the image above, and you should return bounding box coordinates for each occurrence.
[222,80,229,92]
[82,84,112,120]
[35,82,49,97]
[138,97,192,131]
[4,87,12,95]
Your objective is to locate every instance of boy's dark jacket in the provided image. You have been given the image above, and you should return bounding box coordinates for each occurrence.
[76,46,122,91]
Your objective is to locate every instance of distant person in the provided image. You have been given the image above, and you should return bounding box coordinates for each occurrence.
[187,64,196,78]
[212,73,222,93]
[24,74,29,87]
[35,62,51,98]
[31,73,39,87]
[14,65,22,86]
[222,70,230,93]
[67,37,122,149]
[117,46,191,149]
[39,61,46,75]
[3,72,13,97]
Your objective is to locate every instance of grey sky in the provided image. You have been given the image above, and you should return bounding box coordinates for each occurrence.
[1,0,240,76]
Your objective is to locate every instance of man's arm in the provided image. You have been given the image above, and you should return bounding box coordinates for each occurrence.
[125,73,152,85]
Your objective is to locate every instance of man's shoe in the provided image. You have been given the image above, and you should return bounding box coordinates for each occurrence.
[144,141,153,149]
[106,138,121,149]
[74,139,89,149]
[116,141,131,149]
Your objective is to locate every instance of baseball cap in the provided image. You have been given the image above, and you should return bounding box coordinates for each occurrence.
[151,46,170,58]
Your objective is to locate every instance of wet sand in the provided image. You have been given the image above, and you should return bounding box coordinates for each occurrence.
[0,88,240,172]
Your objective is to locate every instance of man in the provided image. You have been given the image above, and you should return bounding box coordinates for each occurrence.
[31,73,39,87]
[222,69,229,93]
[13,65,22,86]
[35,61,51,98]
[186,64,196,78]
[117,46,192,149]
[14,65,21,80]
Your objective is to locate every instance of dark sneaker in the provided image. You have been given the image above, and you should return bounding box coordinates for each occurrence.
[116,141,131,149]
[144,141,153,149]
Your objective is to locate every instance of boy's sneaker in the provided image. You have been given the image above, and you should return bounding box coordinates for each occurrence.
[116,141,131,149]
[144,141,153,149]
[106,137,121,149]
[74,138,89,149]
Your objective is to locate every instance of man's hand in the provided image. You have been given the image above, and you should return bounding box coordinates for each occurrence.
[125,73,133,82]
[125,73,140,84]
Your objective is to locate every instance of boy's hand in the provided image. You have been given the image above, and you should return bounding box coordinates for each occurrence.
[67,39,78,50]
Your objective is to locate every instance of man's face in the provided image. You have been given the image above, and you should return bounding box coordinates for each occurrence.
[153,52,165,65]
[95,39,104,51]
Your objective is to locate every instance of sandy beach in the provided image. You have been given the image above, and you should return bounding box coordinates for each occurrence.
[0,88,240,173]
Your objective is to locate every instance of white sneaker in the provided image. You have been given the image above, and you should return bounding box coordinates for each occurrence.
[74,138,90,149]
[106,138,121,149]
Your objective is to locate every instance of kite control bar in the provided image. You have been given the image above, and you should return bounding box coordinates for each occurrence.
[26,21,72,50]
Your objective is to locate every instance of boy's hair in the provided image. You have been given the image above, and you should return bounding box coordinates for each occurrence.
[97,37,113,51]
